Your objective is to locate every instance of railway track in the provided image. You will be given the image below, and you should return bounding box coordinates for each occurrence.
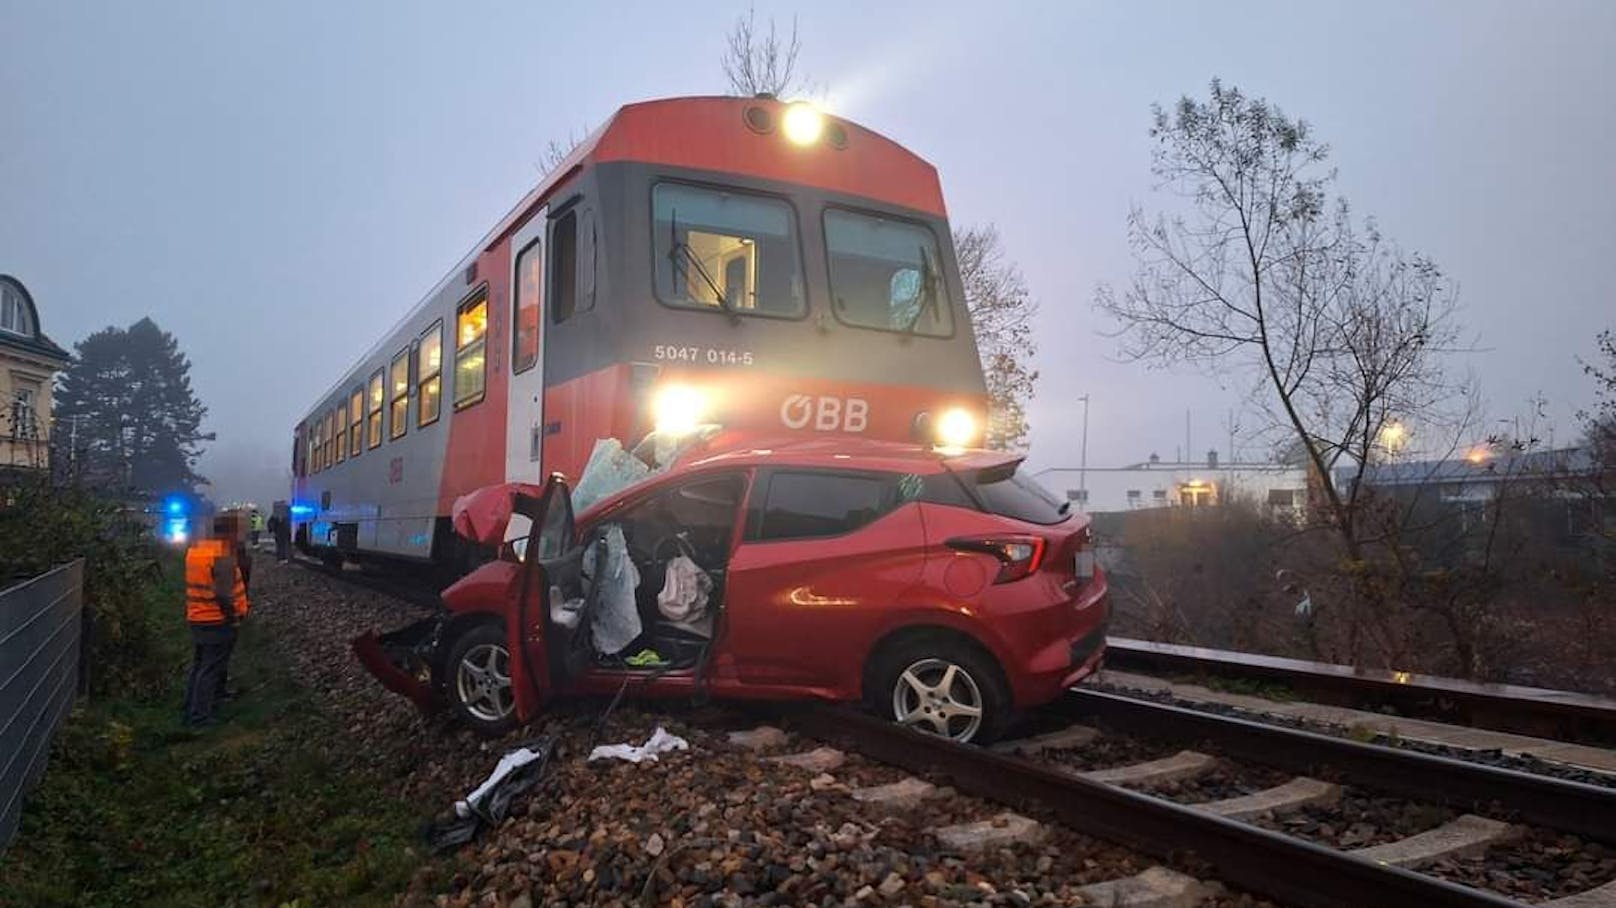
[1104,637,1616,746]
[298,563,1616,905]
[286,554,446,612]
[784,691,1616,908]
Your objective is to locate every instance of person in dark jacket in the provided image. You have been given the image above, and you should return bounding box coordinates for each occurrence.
[269,504,292,563]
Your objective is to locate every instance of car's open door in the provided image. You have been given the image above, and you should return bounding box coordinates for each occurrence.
[505,474,579,721]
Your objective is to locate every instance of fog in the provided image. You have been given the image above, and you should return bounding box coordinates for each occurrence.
[3,0,1612,504]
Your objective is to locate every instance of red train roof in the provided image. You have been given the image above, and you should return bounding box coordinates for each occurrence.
[487,96,947,250]
[592,96,946,216]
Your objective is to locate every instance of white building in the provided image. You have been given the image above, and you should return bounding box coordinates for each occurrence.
[1035,451,1309,516]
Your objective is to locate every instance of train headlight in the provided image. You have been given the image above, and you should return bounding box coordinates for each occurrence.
[782,103,825,146]
[935,407,980,449]
[652,384,708,436]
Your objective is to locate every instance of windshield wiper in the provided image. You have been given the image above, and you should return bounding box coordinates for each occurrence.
[667,209,734,314]
[901,244,940,335]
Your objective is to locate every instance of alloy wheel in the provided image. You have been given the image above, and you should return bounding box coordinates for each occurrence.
[891,656,985,742]
[455,642,514,722]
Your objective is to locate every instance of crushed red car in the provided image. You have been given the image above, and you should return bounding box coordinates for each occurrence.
[353,436,1107,744]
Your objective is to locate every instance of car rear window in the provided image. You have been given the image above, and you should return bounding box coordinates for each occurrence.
[756,471,896,540]
[965,462,1068,525]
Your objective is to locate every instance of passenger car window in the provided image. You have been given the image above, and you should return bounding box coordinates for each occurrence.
[389,347,410,439]
[418,320,443,426]
[757,471,895,540]
[455,292,488,408]
[825,208,953,336]
[348,389,363,456]
[367,370,384,449]
[335,399,348,463]
[652,183,803,317]
[513,239,541,372]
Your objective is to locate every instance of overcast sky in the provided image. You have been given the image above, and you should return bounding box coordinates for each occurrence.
[3,0,1612,504]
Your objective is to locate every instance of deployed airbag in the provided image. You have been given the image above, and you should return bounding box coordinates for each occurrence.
[584,525,641,655]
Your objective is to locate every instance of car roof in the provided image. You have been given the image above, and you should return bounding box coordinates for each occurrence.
[575,436,1022,520]
[680,435,1020,474]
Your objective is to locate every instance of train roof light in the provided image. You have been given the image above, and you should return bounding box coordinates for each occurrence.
[782,103,825,146]
[934,407,980,450]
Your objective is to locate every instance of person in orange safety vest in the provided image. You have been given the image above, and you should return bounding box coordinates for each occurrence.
[182,515,252,727]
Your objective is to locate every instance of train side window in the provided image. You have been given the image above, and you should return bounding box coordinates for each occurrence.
[335,399,348,463]
[418,319,443,426]
[322,411,334,470]
[367,369,384,448]
[513,240,541,372]
[389,347,410,439]
[455,292,488,408]
[550,210,577,324]
[578,207,597,314]
[348,388,363,456]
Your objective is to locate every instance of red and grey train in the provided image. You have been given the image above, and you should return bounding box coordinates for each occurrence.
[290,95,989,568]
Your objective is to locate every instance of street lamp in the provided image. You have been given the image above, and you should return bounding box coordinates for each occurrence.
[1377,420,1408,456]
[1078,394,1090,501]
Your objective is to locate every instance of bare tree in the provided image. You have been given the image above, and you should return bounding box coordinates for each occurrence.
[956,224,1039,450]
[720,5,804,98]
[539,125,592,176]
[1096,80,1481,667]
[1581,329,1616,467]
[1097,80,1466,562]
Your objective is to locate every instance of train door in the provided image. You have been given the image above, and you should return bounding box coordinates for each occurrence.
[505,205,548,482]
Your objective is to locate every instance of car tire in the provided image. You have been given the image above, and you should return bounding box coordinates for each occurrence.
[444,622,518,736]
[871,634,1010,744]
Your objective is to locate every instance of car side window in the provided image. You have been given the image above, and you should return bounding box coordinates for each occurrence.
[613,473,747,568]
[755,471,896,541]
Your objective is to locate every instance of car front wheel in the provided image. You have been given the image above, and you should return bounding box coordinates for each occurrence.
[445,623,517,736]
[874,637,1009,744]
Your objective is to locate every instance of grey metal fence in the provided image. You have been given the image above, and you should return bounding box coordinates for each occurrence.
[0,559,84,851]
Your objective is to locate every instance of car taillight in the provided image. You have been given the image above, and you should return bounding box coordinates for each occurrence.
[947,535,1047,584]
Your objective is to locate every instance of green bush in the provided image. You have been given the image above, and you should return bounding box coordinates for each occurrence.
[0,476,168,697]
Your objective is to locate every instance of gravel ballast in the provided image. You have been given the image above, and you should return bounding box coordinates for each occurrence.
[253,562,1281,907]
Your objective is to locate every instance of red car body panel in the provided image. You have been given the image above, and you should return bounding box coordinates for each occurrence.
[381,438,1108,724]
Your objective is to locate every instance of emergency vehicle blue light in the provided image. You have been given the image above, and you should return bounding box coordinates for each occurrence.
[164,517,189,545]
[289,503,314,517]
[164,496,187,516]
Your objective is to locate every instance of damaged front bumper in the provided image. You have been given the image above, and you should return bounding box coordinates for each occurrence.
[352,616,448,713]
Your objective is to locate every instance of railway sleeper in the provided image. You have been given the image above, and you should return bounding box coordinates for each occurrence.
[1194,776,1341,820]
[1074,866,1224,908]
[1347,813,1521,869]
[1544,878,1616,908]
[1080,749,1217,786]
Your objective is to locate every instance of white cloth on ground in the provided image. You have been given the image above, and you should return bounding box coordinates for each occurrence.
[587,726,691,764]
[454,746,548,818]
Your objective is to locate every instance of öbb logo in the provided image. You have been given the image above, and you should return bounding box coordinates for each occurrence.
[780,394,869,433]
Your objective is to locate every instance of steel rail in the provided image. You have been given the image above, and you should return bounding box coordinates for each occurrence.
[287,556,445,612]
[792,705,1527,908]
[1059,688,1616,844]
[1104,637,1616,743]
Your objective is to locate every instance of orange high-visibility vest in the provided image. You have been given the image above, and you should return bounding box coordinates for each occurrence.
[185,540,250,625]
